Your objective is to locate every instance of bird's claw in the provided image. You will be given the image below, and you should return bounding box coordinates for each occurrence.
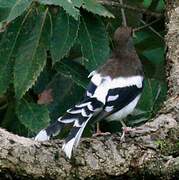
[92,131,111,137]
[120,127,136,142]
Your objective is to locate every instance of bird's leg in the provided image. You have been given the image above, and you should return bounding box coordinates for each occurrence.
[92,122,111,137]
[96,122,101,134]
[120,119,136,141]
[120,120,150,141]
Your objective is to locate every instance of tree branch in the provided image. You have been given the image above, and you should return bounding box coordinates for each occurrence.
[0,113,179,179]
[0,1,179,179]
[98,0,163,18]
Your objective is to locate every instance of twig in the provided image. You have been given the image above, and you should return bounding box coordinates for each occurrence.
[134,18,161,32]
[98,0,162,18]
[119,0,127,26]
[140,19,164,39]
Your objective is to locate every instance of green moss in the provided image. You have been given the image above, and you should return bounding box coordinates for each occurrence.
[154,129,179,156]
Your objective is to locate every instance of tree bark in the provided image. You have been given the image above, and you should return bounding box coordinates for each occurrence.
[1,1,179,179]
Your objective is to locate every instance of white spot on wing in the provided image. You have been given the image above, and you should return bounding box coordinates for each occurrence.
[81,109,88,117]
[74,120,82,127]
[93,76,111,104]
[105,106,113,112]
[107,94,119,101]
[88,70,96,78]
[60,118,76,123]
[91,74,102,86]
[88,103,93,111]
[75,102,91,108]
[68,109,82,114]
[86,91,92,97]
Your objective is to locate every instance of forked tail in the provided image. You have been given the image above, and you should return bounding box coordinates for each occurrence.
[35,97,103,158]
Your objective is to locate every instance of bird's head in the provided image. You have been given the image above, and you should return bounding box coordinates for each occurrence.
[113,27,133,47]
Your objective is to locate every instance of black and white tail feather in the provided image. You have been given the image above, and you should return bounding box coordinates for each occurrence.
[35,71,144,158]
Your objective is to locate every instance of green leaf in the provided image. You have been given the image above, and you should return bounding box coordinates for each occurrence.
[16,99,50,133]
[50,10,80,64]
[82,0,114,18]
[142,47,164,64]
[55,59,89,88]
[155,0,165,12]
[73,0,83,8]
[14,9,48,99]
[0,8,11,22]
[0,0,16,8]
[143,0,152,8]
[128,78,167,126]
[0,15,29,95]
[79,15,110,71]
[7,0,33,22]
[39,0,80,20]
[45,73,84,120]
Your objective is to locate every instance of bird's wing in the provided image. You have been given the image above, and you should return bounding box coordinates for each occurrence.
[95,78,144,122]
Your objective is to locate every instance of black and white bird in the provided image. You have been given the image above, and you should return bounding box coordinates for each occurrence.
[35,26,144,159]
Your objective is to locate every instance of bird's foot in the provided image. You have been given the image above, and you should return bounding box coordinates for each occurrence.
[93,122,111,137]
[120,126,150,141]
[92,130,111,137]
[120,127,136,142]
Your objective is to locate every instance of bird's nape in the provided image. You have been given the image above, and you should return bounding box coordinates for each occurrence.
[113,26,133,44]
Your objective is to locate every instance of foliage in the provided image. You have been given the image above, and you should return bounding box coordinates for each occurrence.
[0,0,166,136]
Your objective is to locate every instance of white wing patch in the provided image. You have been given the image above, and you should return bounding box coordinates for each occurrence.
[75,102,91,108]
[67,109,82,114]
[107,94,119,101]
[105,106,113,112]
[86,91,93,97]
[90,73,143,104]
[88,70,96,78]
[110,76,143,89]
[91,74,103,86]
[81,109,88,117]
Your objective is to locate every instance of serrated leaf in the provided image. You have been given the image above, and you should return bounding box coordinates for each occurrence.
[73,0,83,8]
[0,15,29,95]
[14,9,48,99]
[16,99,50,133]
[79,15,110,71]
[55,59,89,88]
[82,0,114,18]
[0,0,16,8]
[50,10,80,64]
[39,0,80,20]
[41,11,52,50]
[7,0,33,22]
